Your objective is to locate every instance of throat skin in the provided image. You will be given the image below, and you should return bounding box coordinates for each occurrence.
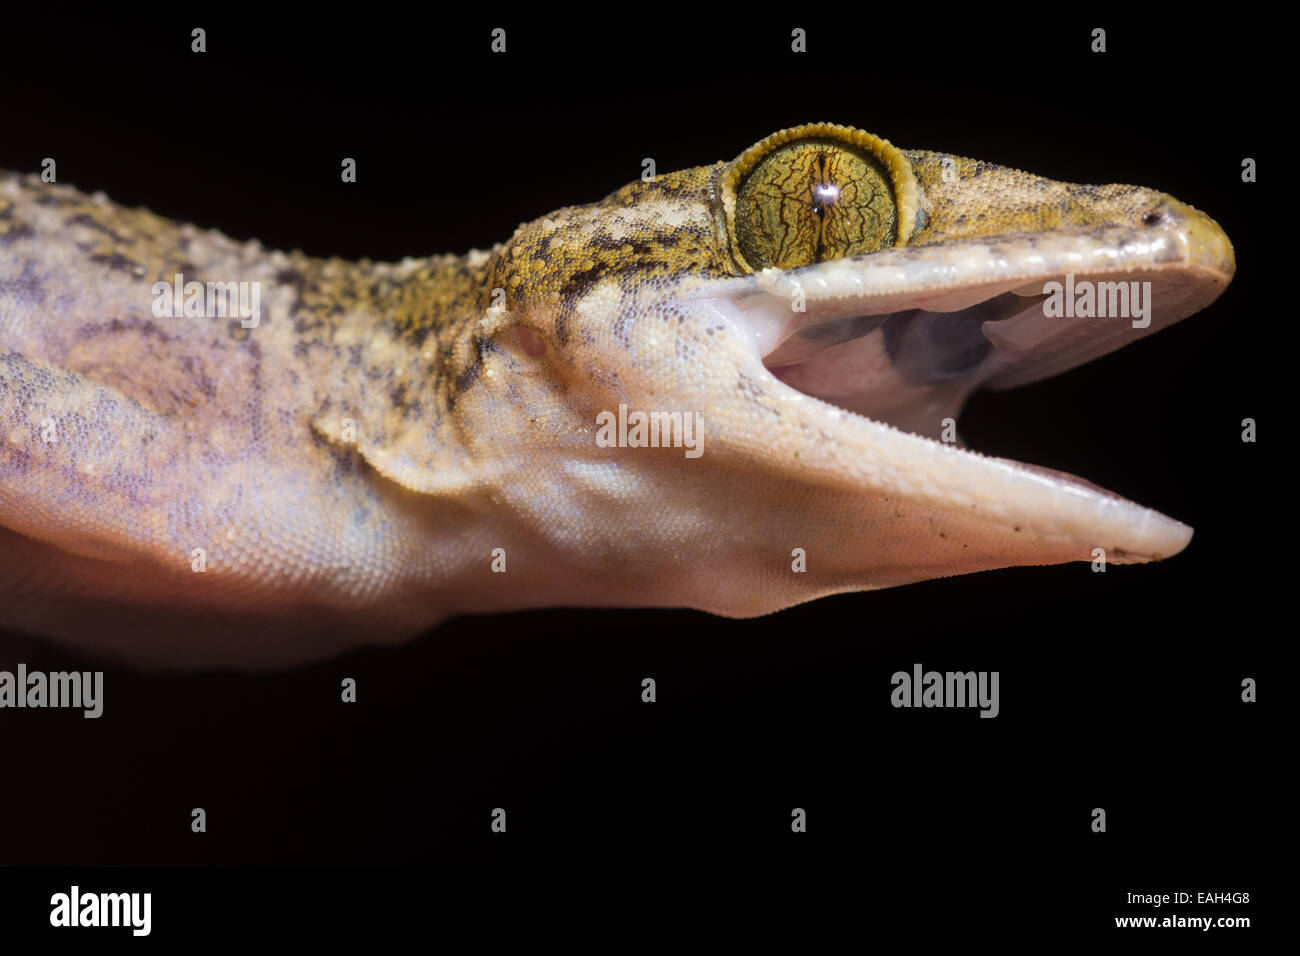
[0,123,1234,669]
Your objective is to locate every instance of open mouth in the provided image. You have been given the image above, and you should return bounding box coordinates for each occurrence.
[696,206,1234,562]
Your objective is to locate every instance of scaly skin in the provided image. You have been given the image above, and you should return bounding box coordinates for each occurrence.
[0,123,1234,668]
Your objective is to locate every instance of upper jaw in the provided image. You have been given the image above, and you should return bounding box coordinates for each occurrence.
[699,194,1233,386]
[670,194,1233,565]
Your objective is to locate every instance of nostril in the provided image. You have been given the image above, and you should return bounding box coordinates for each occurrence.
[514,325,547,357]
[1142,209,1167,227]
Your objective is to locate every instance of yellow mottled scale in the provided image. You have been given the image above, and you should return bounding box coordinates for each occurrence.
[903,151,1167,241]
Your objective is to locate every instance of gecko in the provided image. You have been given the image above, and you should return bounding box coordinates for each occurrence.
[0,123,1234,669]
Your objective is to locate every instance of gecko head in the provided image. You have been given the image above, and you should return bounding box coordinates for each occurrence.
[466,123,1234,616]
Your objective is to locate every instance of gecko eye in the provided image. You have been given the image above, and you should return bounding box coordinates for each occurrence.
[723,124,920,273]
[735,141,895,269]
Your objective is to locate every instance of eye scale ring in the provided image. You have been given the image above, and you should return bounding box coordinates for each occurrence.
[721,123,921,274]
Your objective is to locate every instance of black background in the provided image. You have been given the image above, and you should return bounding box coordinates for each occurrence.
[0,10,1278,942]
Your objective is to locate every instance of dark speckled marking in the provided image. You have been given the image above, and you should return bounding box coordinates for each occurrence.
[736,370,781,418]
[179,354,219,400]
[90,251,144,274]
[293,338,328,359]
[65,212,130,244]
[453,341,484,394]
[529,233,553,262]
[0,260,46,302]
[0,223,36,246]
[449,335,505,407]
[104,317,172,340]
